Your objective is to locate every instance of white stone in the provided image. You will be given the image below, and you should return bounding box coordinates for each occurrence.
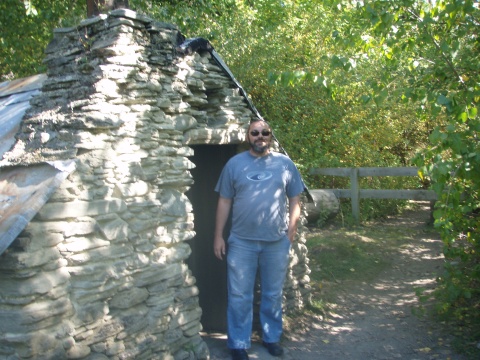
[97,216,129,241]
[109,287,149,309]
[36,199,127,220]
[57,237,110,252]
[114,181,149,197]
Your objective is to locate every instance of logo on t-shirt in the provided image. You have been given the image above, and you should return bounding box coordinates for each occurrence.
[246,171,273,181]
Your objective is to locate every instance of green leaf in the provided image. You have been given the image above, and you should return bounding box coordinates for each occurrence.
[436,95,450,106]
[468,107,478,118]
[360,94,371,104]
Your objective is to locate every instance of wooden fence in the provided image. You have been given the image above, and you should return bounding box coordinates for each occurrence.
[309,167,437,223]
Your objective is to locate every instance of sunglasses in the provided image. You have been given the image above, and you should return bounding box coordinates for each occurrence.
[250,129,272,137]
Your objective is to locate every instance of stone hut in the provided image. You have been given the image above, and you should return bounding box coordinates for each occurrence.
[0,9,311,360]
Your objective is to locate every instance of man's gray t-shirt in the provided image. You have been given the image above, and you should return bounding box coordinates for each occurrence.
[215,151,304,241]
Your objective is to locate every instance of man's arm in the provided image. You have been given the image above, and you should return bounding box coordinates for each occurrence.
[287,195,301,242]
[214,196,232,260]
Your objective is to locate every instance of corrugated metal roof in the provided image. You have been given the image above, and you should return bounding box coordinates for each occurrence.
[0,74,46,159]
[0,74,75,255]
[0,161,76,255]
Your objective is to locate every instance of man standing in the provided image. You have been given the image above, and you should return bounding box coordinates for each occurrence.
[214,119,304,360]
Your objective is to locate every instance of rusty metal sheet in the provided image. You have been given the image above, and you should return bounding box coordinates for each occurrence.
[0,74,46,98]
[0,75,77,256]
[0,160,76,255]
[0,74,46,159]
[0,96,35,158]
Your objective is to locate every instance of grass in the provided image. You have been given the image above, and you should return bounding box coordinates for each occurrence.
[306,224,420,285]
[303,225,409,316]
[308,231,389,283]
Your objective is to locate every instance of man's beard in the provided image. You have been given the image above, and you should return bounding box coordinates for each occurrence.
[249,140,269,154]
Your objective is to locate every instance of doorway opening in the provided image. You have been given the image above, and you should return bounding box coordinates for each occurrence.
[187,144,237,331]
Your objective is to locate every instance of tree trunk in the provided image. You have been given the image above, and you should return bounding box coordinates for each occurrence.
[304,190,340,225]
[87,0,129,17]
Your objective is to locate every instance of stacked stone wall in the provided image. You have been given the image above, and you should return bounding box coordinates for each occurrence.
[0,9,310,359]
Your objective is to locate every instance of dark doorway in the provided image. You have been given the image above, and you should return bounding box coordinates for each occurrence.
[187,144,237,331]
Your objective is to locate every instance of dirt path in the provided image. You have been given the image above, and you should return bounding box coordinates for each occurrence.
[203,202,467,359]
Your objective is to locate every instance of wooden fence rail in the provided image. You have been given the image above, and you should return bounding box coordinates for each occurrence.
[309,167,437,223]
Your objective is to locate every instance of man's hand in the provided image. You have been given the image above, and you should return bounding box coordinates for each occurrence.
[214,236,226,260]
[213,196,232,260]
[288,195,301,243]
[287,227,297,243]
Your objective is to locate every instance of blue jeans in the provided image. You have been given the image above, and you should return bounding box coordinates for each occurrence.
[226,235,291,349]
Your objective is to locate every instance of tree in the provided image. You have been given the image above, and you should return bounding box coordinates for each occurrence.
[0,1,85,80]
[312,0,480,348]
[87,1,130,17]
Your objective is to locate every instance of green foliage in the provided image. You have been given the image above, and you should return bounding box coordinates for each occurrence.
[0,0,85,80]
[129,0,236,35]
[330,0,480,351]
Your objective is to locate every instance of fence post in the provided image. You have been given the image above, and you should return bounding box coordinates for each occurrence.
[350,168,360,223]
